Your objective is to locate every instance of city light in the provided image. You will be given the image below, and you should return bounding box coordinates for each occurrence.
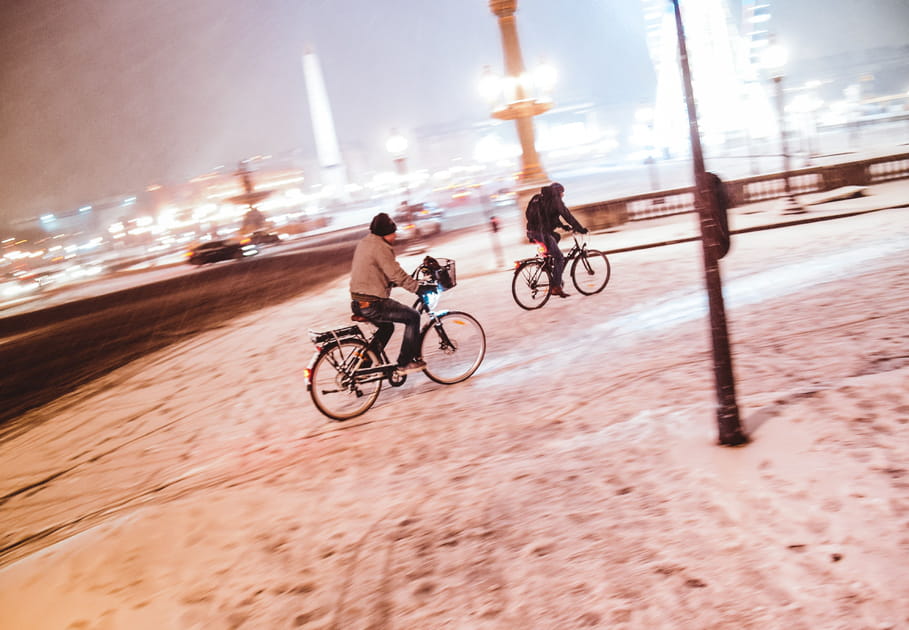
[533,59,557,95]
[479,66,501,104]
[385,131,408,156]
[3,2,908,317]
[762,41,788,75]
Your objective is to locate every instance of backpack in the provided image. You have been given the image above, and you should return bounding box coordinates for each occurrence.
[705,172,730,259]
[525,193,543,231]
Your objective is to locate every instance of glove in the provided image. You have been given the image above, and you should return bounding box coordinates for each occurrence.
[578,226,589,234]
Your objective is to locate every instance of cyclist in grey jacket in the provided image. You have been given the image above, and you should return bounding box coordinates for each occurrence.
[349,212,427,374]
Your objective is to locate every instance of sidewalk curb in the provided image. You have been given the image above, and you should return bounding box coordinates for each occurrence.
[597,204,907,256]
[456,203,906,281]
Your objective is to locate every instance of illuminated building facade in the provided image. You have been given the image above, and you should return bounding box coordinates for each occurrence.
[640,0,776,156]
[741,0,772,68]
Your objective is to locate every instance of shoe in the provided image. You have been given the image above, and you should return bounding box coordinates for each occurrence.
[396,359,427,374]
[550,286,570,298]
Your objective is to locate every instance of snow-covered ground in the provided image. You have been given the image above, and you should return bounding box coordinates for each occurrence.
[0,201,907,628]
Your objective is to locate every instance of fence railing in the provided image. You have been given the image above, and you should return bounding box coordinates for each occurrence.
[574,151,909,229]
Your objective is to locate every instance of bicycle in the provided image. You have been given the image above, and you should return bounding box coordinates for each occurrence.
[511,231,611,310]
[305,257,486,420]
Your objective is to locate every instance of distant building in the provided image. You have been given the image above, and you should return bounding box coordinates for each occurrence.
[640,0,776,155]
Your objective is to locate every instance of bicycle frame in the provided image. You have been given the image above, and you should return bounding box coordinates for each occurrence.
[347,291,452,380]
[307,258,457,389]
[517,233,589,270]
[306,254,487,420]
[511,231,611,310]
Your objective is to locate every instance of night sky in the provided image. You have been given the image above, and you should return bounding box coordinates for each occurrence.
[1,0,907,224]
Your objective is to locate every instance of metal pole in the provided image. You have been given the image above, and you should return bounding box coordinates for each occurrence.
[671,0,747,446]
[394,156,410,201]
[773,75,804,213]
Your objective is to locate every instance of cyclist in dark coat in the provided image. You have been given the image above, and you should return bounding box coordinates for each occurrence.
[526,182,588,297]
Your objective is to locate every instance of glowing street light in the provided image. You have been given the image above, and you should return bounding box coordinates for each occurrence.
[480,59,555,114]
[479,65,502,104]
[763,38,805,214]
[385,131,408,157]
[533,58,556,96]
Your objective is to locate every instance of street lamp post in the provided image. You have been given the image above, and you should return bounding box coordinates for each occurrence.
[487,0,551,195]
[671,0,747,447]
[634,107,661,191]
[764,42,805,214]
[385,130,410,202]
[794,81,823,166]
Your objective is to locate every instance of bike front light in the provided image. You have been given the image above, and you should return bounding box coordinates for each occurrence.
[422,289,440,310]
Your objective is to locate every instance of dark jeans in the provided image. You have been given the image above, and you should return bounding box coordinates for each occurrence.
[527,230,565,288]
[351,298,422,366]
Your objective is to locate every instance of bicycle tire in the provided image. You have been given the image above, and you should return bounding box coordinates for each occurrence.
[512,259,551,310]
[420,311,486,384]
[309,339,382,420]
[571,250,611,295]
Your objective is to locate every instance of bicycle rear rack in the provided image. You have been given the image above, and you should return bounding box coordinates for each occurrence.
[308,324,365,347]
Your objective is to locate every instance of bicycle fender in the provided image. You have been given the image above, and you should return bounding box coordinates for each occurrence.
[304,351,320,390]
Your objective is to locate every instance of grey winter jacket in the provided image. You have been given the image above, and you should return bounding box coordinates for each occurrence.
[349,233,419,300]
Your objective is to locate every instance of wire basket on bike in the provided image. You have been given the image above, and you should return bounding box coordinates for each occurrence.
[421,256,456,291]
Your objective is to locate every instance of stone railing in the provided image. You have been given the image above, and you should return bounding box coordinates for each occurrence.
[573,151,909,230]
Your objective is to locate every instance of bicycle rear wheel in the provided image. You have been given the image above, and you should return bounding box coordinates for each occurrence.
[421,311,486,384]
[571,250,610,295]
[308,339,382,420]
[512,259,551,310]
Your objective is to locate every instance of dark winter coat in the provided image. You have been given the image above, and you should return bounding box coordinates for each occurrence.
[529,185,585,234]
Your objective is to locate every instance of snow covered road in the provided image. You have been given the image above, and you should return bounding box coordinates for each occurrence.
[1,208,907,629]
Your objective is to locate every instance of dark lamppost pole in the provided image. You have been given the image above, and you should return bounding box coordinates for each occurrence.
[671,0,748,446]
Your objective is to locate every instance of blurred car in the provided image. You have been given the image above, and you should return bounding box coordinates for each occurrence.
[449,188,474,205]
[393,202,444,241]
[490,187,517,208]
[185,239,258,265]
[246,229,282,246]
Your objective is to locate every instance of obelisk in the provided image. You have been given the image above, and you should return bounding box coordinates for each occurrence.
[302,47,349,200]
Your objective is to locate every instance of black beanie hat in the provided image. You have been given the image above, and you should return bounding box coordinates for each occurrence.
[370,212,397,236]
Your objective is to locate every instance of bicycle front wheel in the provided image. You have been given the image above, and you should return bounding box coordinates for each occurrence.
[571,250,611,295]
[420,311,486,384]
[308,339,382,420]
[512,259,551,310]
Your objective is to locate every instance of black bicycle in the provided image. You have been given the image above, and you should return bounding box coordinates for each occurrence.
[511,231,611,310]
[306,257,486,420]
